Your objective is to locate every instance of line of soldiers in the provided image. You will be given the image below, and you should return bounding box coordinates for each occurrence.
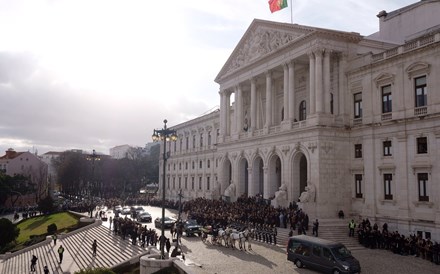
[228,221,278,245]
[112,216,158,247]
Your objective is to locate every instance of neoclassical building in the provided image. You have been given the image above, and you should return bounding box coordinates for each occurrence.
[159,0,440,240]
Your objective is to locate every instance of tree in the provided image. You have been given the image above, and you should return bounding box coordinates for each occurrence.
[38,195,55,214]
[0,173,32,208]
[0,218,20,249]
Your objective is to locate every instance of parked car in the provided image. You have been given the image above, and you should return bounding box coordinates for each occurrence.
[183,219,202,237]
[154,217,176,229]
[114,205,122,213]
[121,207,131,215]
[137,211,152,223]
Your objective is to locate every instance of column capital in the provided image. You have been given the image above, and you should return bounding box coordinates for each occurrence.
[288,61,295,69]
[265,70,272,77]
[250,77,257,85]
[307,51,315,59]
[283,63,289,70]
[313,47,325,57]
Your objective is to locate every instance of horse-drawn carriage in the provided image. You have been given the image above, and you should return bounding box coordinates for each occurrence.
[201,225,254,251]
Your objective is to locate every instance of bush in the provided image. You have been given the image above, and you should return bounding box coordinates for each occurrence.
[0,218,20,249]
[47,223,58,234]
[74,268,116,274]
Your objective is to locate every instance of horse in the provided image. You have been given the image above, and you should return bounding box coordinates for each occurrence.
[218,228,232,247]
[230,229,246,250]
[242,228,255,251]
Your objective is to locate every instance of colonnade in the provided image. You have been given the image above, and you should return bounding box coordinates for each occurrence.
[219,49,337,140]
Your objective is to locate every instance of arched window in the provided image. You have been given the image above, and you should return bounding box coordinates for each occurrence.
[299,100,307,121]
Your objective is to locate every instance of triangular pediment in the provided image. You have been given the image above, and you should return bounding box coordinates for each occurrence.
[215,19,314,83]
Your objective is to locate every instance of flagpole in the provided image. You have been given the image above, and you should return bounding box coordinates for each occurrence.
[290,0,293,24]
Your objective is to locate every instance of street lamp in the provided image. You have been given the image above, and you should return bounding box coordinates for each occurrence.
[152,119,177,259]
[86,149,100,218]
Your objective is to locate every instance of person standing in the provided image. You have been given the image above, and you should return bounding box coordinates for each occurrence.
[92,239,97,256]
[52,233,57,245]
[165,237,171,253]
[109,216,113,230]
[30,255,38,272]
[58,245,65,264]
[313,219,319,237]
[349,219,356,237]
[43,265,49,274]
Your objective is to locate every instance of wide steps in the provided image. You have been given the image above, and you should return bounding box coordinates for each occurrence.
[0,224,149,273]
[1,241,62,274]
[61,225,147,270]
[276,219,364,251]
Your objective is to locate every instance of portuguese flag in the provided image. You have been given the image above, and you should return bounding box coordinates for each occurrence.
[269,0,288,13]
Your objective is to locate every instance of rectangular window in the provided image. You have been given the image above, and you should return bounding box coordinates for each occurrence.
[330,93,334,114]
[418,173,429,201]
[415,76,427,107]
[184,177,188,189]
[383,140,392,156]
[185,162,188,170]
[185,137,189,150]
[207,177,210,190]
[200,134,203,147]
[354,144,362,158]
[192,161,195,169]
[354,93,362,118]
[167,178,170,189]
[382,85,392,113]
[199,177,202,190]
[191,177,195,190]
[179,139,182,152]
[355,174,363,198]
[199,161,202,168]
[173,178,175,189]
[178,177,181,189]
[384,173,393,200]
[208,131,211,146]
[417,137,427,154]
[207,160,210,168]
[192,135,196,149]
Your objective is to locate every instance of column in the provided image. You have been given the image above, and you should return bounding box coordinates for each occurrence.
[283,63,289,121]
[288,61,295,120]
[265,71,272,128]
[323,50,331,114]
[263,166,269,199]
[235,85,243,133]
[338,53,348,117]
[225,90,231,136]
[250,78,257,131]
[315,49,324,113]
[219,90,225,137]
[308,52,316,114]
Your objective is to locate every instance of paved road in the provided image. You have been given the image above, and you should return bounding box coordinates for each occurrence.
[102,205,440,274]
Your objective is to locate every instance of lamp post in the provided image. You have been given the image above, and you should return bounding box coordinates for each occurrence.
[152,119,177,259]
[86,149,100,218]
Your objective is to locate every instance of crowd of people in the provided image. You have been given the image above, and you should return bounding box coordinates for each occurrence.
[353,218,440,265]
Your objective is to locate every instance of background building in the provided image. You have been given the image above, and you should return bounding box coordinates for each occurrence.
[159,1,440,240]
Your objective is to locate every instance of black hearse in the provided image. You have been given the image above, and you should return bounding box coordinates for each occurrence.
[287,235,361,274]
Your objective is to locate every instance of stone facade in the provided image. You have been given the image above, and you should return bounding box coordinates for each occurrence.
[159,1,440,240]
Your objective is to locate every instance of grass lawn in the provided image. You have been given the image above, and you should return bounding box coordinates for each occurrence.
[16,212,80,244]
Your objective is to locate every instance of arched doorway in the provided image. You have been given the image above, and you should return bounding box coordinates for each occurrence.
[252,156,264,196]
[221,158,232,195]
[238,158,249,196]
[292,152,308,202]
[268,154,282,198]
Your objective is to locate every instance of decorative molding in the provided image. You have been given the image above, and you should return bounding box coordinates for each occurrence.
[377,165,396,175]
[281,145,290,156]
[374,72,395,88]
[225,28,302,74]
[350,166,364,174]
[308,142,317,153]
[321,142,333,154]
[413,201,434,208]
[406,61,430,79]
[411,163,432,175]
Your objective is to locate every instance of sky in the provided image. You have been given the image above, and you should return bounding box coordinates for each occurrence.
[0,0,417,155]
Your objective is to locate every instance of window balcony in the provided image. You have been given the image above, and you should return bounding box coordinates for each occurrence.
[414,106,427,116]
[381,113,392,121]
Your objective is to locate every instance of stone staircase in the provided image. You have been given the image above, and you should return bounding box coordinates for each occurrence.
[0,239,62,274]
[0,222,149,274]
[275,218,364,251]
[61,225,147,271]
